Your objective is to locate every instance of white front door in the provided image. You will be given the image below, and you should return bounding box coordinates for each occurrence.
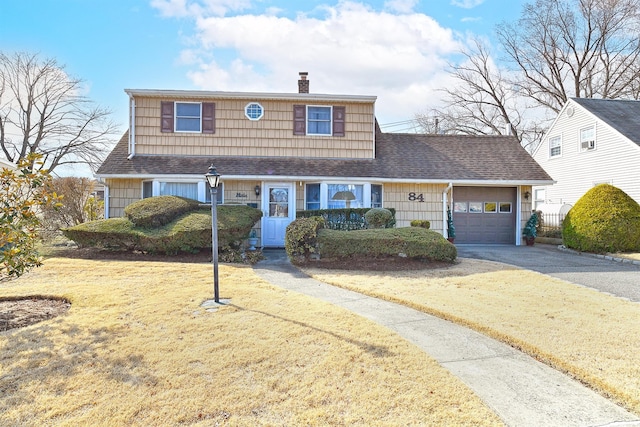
[262,183,295,247]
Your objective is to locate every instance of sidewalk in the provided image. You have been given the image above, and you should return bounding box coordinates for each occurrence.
[253,250,640,427]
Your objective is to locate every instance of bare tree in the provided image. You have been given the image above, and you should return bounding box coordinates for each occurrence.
[0,52,118,172]
[496,0,640,113]
[416,38,548,152]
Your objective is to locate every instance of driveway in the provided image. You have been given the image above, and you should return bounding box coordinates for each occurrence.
[456,244,640,303]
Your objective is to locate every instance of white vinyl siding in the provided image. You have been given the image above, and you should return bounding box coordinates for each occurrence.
[533,101,640,205]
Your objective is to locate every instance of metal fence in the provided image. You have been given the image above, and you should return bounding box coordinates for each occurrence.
[537,212,566,238]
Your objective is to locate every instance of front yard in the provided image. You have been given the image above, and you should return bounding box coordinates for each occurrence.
[1,257,501,426]
[2,251,639,425]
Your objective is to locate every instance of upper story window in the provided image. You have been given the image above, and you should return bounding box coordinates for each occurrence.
[293,105,345,137]
[549,135,561,158]
[245,103,264,120]
[175,103,201,132]
[580,126,596,151]
[161,101,215,134]
[308,106,332,135]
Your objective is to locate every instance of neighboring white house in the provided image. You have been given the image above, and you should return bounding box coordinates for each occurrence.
[532,98,640,207]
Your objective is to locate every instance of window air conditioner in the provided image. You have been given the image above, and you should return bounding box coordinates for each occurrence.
[581,140,595,150]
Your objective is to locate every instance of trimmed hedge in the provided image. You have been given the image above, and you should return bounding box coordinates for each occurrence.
[124,196,201,228]
[364,208,393,228]
[317,227,457,263]
[410,220,431,229]
[284,216,326,263]
[63,204,263,255]
[562,184,640,253]
[297,208,396,230]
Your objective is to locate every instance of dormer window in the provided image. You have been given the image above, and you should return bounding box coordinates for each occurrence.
[160,101,215,134]
[293,105,345,137]
[580,126,596,151]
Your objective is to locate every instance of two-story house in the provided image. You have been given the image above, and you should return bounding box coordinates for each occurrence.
[96,73,552,246]
[533,98,640,207]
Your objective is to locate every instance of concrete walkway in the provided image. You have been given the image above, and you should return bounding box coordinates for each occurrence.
[253,250,640,427]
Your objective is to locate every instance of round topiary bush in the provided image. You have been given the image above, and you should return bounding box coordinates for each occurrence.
[365,208,393,228]
[562,184,640,253]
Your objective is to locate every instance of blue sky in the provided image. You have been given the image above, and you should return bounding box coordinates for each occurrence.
[2,0,525,175]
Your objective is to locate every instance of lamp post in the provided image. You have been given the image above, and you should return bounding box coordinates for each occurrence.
[205,164,221,303]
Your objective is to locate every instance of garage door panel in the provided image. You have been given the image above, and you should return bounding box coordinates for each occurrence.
[453,187,516,244]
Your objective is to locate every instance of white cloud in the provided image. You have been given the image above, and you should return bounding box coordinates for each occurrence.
[461,16,482,22]
[151,1,465,124]
[450,0,485,9]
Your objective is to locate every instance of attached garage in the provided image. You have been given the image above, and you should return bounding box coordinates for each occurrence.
[452,187,517,244]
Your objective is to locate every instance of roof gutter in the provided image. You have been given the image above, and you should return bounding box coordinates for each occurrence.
[127,95,136,160]
[93,173,555,187]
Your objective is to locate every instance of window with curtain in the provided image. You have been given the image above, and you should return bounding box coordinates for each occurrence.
[328,184,363,209]
[159,182,198,200]
[307,106,331,135]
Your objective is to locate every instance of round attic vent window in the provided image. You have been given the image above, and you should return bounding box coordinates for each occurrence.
[245,102,264,120]
[566,106,574,117]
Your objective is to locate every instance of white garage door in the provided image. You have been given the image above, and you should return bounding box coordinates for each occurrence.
[452,187,516,244]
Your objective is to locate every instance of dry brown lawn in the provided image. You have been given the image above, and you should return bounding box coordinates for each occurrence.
[302,258,640,415]
[0,258,502,426]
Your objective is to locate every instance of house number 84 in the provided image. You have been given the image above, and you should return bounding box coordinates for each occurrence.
[408,192,425,202]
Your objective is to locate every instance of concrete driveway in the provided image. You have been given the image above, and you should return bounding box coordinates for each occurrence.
[456,244,640,303]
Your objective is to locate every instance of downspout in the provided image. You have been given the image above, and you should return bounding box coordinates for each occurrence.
[442,182,453,237]
[103,184,110,219]
[127,95,136,160]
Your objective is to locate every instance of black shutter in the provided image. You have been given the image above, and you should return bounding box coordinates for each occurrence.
[293,105,306,135]
[333,106,345,137]
[161,101,174,133]
[202,102,215,134]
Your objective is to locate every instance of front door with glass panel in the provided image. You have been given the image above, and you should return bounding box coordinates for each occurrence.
[262,183,294,247]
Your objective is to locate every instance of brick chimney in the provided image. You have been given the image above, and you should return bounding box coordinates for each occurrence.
[298,72,309,93]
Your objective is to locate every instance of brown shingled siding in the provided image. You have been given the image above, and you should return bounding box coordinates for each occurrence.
[384,183,446,231]
[132,97,374,159]
[107,179,142,218]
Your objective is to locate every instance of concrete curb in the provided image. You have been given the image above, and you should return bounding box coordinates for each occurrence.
[557,245,640,266]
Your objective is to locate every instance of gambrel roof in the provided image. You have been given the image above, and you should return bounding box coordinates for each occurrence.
[97,130,552,185]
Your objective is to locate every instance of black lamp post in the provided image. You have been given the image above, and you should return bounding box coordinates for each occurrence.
[205,164,221,303]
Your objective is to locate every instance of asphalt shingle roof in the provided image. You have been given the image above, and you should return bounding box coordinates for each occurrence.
[571,98,640,146]
[97,131,552,183]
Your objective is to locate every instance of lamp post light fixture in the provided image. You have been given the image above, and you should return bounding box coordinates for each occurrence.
[205,164,221,303]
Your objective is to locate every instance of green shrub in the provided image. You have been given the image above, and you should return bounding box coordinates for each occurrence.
[365,208,393,228]
[523,212,538,239]
[124,196,201,228]
[63,204,263,256]
[562,184,640,253]
[317,227,456,263]
[297,208,396,230]
[410,220,431,229]
[284,216,326,263]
